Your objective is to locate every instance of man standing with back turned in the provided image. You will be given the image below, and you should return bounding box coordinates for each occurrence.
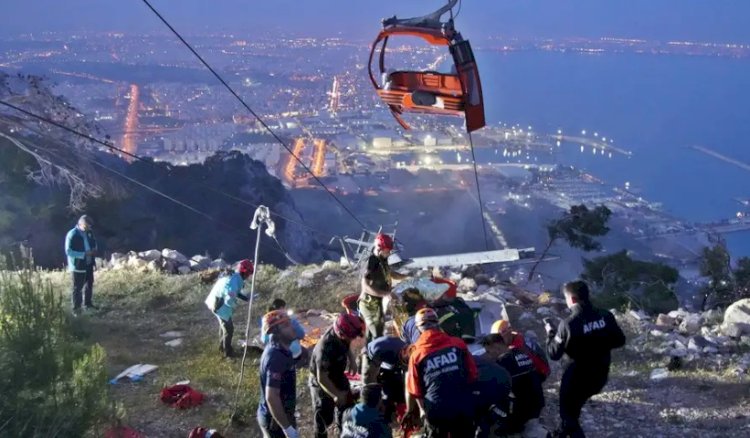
[65,214,98,314]
[546,280,626,438]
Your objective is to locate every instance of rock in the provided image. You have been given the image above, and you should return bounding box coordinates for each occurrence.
[162,248,189,265]
[679,314,703,335]
[165,338,183,347]
[297,277,313,288]
[138,249,162,262]
[189,255,211,271]
[300,266,324,279]
[688,336,715,352]
[703,346,719,354]
[461,265,483,279]
[656,314,676,327]
[629,309,649,322]
[161,259,177,274]
[147,260,160,272]
[722,322,745,338]
[458,277,477,292]
[702,308,724,325]
[110,252,126,264]
[177,266,191,275]
[650,368,669,380]
[322,260,339,271]
[160,331,184,338]
[210,259,229,270]
[721,298,750,337]
[668,308,689,320]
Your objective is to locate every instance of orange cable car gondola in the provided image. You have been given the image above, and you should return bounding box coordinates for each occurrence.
[368,0,485,133]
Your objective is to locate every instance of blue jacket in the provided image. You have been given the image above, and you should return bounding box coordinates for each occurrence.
[204,273,247,321]
[341,404,392,438]
[65,226,97,273]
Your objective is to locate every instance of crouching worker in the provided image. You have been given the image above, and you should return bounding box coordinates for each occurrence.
[203,259,254,358]
[363,329,410,422]
[341,383,393,438]
[482,329,546,437]
[405,308,477,438]
[473,336,513,438]
[263,298,306,362]
[309,313,365,438]
[258,310,301,438]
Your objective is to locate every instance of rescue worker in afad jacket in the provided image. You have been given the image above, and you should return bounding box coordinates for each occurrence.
[546,280,626,438]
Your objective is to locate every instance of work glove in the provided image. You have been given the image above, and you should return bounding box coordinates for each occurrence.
[282,426,298,438]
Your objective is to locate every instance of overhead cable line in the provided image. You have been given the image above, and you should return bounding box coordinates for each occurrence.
[467,130,490,250]
[0,99,334,239]
[139,0,367,230]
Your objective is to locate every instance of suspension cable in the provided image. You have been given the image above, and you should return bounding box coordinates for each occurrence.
[467,130,490,250]
[139,0,367,230]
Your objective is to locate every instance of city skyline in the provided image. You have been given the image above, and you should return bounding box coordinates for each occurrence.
[4,1,750,42]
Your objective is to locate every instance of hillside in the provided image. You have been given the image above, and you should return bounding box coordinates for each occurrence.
[0,73,325,268]
[32,263,750,438]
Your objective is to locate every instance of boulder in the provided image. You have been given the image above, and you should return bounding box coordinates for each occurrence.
[322,260,339,271]
[461,265,483,279]
[161,259,178,274]
[628,309,649,322]
[650,368,669,380]
[655,314,676,328]
[127,256,148,269]
[110,253,127,269]
[679,313,703,335]
[297,277,313,288]
[722,322,744,338]
[146,260,160,272]
[162,248,189,265]
[721,298,750,338]
[177,265,191,275]
[688,336,716,352]
[138,250,162,262]
[189,255,211,271]
[210,259,229,270]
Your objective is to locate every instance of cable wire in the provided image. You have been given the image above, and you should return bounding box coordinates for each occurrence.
[467,131,490,250]
[139,0,367,230]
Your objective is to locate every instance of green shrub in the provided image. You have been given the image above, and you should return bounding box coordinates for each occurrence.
[0,266,110,437]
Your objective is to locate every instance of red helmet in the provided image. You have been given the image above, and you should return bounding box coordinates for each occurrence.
[374,233,394,251]
[236,259,254,277]
[334,313,365,340]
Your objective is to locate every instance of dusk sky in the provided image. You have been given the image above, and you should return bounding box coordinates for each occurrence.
[4,1,750,42]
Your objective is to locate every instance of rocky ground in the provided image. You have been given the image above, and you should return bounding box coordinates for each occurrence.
[42,257,750,437]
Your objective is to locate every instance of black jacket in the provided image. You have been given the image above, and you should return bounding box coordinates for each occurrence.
[547,303,626,369]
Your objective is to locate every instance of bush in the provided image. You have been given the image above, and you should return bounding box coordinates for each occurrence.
[0,266,110,437]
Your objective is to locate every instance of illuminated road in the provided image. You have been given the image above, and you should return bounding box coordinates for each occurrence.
[121,84,140,160]
[312,139,326,176]
[284,138,306,186]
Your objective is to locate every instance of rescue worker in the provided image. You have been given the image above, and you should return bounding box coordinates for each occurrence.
[262,298,306,361]
[546,281,626,438]
[405,308,478,437]
[258,310,301,438]
[363,331,410,422]
[491,319,551,381]
[400,288,428,345]
[360,233,407,343]
[309,313,365,438]
[473,340,513,438]
[482,331,546,435]
[203,259,253,358]
[340,383,393,438]
[64,214,98,314]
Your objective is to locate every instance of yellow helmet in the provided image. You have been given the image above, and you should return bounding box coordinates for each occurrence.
[491,319,511,335]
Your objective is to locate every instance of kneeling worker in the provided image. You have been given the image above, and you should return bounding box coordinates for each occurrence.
[203,259,254,358]
[341,383,393,438]
[363,330,410,422]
